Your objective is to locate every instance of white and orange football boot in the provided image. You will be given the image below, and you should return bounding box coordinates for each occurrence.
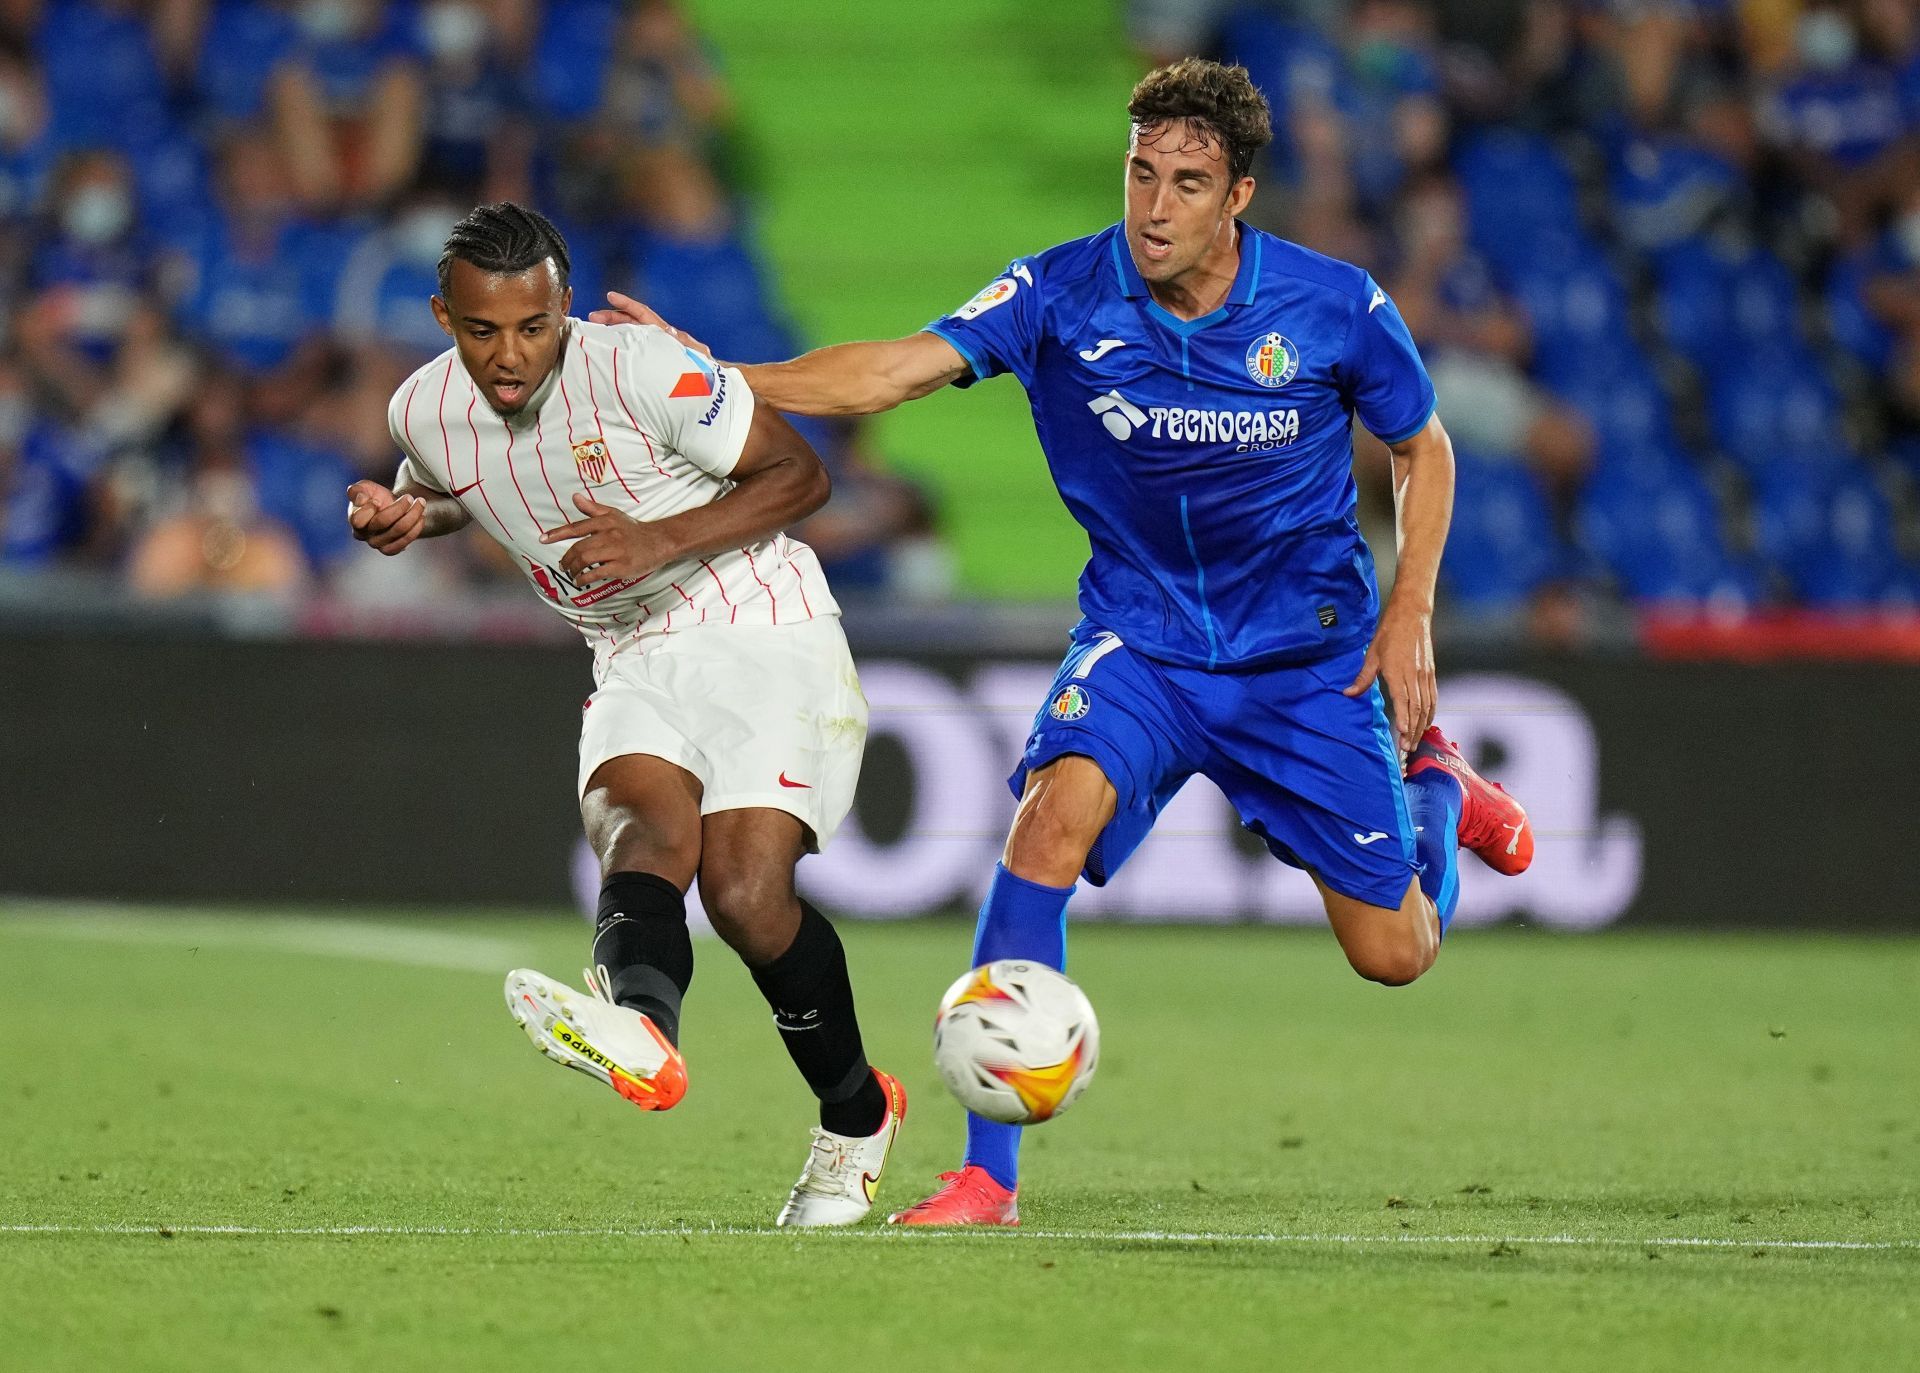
[887,1165,1020,1227]
[1405,725,1534,875]
[775,1070,908,1228]
[504,966,687,1110]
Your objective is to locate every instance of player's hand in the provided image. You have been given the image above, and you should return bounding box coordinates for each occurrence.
[588,291,714,358]
[541,491,679,588]
[347,480,427,555]
[1342,600,1436,759]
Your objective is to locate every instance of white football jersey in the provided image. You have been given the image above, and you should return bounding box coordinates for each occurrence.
[388,319,837,671]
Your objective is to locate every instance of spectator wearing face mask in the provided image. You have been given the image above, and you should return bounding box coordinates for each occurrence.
[27,151,147,359]
[13,150,196,478]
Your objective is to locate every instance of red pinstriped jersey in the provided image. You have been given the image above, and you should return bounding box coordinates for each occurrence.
[388,320,835,669]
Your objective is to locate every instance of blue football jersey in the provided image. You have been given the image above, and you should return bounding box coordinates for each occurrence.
[926,222,1436,669]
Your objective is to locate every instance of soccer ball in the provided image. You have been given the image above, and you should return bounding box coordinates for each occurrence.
[932,960,1100,1125]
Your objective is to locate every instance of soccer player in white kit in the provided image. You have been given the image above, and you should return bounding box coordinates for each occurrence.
[346,203,905,1227]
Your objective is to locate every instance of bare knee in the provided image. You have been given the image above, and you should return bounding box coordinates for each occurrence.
[1345,936,1434,987]
[1321,876,1439,987]
[1002,757,1116,887]
[589,805,699,888]
[581,757,703,889]
[698,861,800,964]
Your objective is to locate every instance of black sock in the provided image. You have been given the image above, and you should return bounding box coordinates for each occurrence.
[748,902,887,1137]
[592,872,694,1046]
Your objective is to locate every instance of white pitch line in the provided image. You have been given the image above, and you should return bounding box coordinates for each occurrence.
[0,1224,1912,1252]
[0,906,527,975]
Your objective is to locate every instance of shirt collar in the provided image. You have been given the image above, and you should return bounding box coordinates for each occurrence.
[1109,221,1262,308]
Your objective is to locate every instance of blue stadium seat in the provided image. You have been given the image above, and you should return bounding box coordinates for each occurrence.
[1506,242,1635,380]
[1575,458,1755,604]
[249,429,357,571]
[1216,10,1348,187]
[1754,469,1915,606]
[1452,129,1582,269]
[530,0,617,122]
[1541,351,1677,456]
[1440,450,1566,610]
[1824,243,1900,374]
[194,0,300,125]
[1705,355,1846,475]
[1654,240,1805,372]
[39,0,173,152]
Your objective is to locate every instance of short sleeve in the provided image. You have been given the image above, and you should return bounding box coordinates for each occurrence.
[388,383,449,494]
[922,258,1043,389]
[1339,276,1437,444]
[618,325,757,478]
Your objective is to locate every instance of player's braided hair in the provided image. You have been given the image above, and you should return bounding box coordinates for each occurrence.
[1127,58,1273,186]
[436,201,572,298]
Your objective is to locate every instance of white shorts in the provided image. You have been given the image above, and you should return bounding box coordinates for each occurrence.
[577,616,868,851]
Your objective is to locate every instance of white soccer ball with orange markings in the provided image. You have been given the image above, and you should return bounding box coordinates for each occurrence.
[932,960,1100,1125]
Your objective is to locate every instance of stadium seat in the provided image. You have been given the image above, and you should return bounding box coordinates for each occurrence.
[39,0,173,152]
[1705,355,1847,476]
[530,0,617,121]
[1506,242,1635,380]
[249,430,357,571]
[1439,450,1567,610]
[1541,351,1677,457]
[1575,458,1755,605]
[1216,10,1348,187]
[1824,245,1899,374]
[1452,129,1583,270]
[1753,469,1915,606]
[1654,240,1805,373]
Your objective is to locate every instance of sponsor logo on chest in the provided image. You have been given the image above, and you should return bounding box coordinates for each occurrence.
[1088,388,1302,452]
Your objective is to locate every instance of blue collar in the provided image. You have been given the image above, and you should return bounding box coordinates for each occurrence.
[1108,221,1263,325]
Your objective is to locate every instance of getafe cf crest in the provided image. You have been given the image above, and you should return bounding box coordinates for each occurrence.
[572,436,610,485]
[1245,332,1300,389]
[1048,684,1091,722]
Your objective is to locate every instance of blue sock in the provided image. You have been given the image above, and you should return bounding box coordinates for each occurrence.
[1404,770,1463,935]
[963,863,1072,1191]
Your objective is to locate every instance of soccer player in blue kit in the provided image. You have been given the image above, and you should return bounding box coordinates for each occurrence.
[594,58,1535,1225]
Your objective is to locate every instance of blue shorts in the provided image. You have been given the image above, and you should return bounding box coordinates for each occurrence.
[1012,622,1418,909]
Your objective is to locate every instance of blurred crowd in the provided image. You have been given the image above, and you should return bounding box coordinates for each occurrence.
[5,1,1918,628]
[0,0,943,603]
[1140,0,1920,635]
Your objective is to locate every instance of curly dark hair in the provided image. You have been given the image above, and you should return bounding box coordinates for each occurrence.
[1127,58,1273,186]
[437,201,572,300]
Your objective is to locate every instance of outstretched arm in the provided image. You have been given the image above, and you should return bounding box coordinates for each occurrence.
[1344,412,1454,757]
[591,291,970,416]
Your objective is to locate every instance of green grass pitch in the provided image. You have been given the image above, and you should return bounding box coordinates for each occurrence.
[1,905,1915,1371]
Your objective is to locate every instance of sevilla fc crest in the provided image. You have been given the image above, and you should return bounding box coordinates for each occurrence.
[572,436,610,485]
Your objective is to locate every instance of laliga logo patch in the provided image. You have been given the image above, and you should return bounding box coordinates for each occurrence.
[1244,332,1299,389]
[1049,684,1091,722]
[571,436,610,485]
[955,277,1017,320]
